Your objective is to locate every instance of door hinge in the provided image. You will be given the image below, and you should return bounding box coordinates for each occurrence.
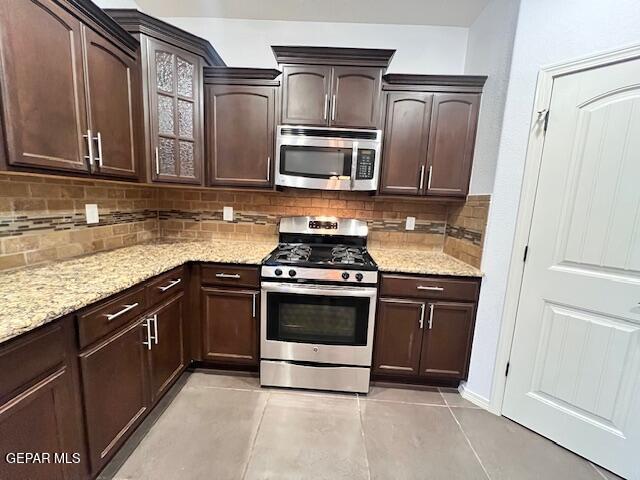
[523,245,529,263]
[505,361,510,377]
[543,110,550,132]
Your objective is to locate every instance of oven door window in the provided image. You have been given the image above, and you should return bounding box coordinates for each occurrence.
[280,146,352,179]
[266,292,369,346]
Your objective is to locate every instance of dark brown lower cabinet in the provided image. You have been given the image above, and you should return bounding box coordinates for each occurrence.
[201,287,259,366]
[0,319,86,480]
[148,293,185,402]
[79,318,150,475]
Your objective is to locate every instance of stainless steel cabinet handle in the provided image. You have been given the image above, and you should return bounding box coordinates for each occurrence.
[152,314,159,345]
[155,147,160,175]
[419,303,425,329]
[267,156,271,182]
[143,319,152,350]
[417,286,444,292]
[215,273,241,279]
[158,278,181,292]
[96,131,103,167]
[105,303,139,321]
[323,94,328,120]
[419,165,425,189]
[83,129,94,167]
[252,292,257,319]
[428,303,435,329]
[331,94,336,120]
[427,165,433,190]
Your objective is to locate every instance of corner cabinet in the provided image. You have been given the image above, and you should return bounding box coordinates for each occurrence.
[0,0,141,179]
[273,46,394,129]
[379,75,486,198]
[107,9,226,185]
[204,68,280,188]
[373,274,480,384]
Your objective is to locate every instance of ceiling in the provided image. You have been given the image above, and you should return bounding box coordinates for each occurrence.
[134,0,491,27]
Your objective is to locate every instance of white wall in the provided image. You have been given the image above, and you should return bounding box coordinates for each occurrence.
[159,17,469,74]
[465,0,640,403]
[464,0,520,195]
[94,0,140,8]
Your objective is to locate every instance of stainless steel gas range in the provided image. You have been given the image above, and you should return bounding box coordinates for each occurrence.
[260,216,378,393]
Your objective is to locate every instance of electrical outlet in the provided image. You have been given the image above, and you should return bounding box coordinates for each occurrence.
[223,206,234,222]
[85,204,99,224]
[405,216,416,231]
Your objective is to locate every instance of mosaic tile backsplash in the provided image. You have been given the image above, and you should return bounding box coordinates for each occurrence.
[0,172,489,271]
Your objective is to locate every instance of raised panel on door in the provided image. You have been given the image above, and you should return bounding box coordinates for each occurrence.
[83,27,138,179]
[331,66,381,128]
[147,39,203,184]
[425,93,479,197]
[419,302,475,379]
[373,298,424,376]
[0,369,84,480]
[149,293,185,402]
[79,319,149,474]
[206,85,274,187]
[281,65,331,126]
[0,0,88,173]
[379,92,432,195]
[201,288,259,366]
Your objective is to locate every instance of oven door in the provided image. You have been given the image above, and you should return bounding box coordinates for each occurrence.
[261,282,377,366]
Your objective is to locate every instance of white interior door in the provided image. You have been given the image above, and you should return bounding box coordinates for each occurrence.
[503,56,640,480]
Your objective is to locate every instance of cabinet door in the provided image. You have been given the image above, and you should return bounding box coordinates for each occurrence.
[83,27,138,179]
[149,293,185,402]
[373,298,425,376]
[147,39,203,184]
[0,0,88,173]
[79,319,150,474]
[281,65,331,126]
[419,302,475,379]
[425,93,480,197]
[330,66,382,128]
[379,92,433,195]
[206,85,274,187]
[201,288,259,366]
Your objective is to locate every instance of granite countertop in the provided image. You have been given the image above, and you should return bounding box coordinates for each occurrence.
[0,241,480,346]
[369,248,482,277]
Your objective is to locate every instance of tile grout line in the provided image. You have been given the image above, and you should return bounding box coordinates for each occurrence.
[439,388,492,480]
[240,390,270,480]
[356,394,372,480]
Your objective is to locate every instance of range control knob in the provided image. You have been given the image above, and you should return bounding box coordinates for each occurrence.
[341,272,350,280]
[355,273,364,282]
[274,268,283,276]
[288,269,297,277]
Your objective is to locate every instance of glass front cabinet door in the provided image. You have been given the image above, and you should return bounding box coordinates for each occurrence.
[146,38,204,184]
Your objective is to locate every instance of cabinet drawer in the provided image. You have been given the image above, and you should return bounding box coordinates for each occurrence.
[78,287,146,349]
[146,266,185,307]
[380,274,479,301]
[201,264,259,288]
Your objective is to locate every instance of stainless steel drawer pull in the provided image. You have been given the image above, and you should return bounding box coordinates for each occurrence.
[83,129,95,166]
[252,292,257,319]
[419,303,425,329]
[105,303,139,321]
[427,165,433,190]
[417,286,444,292]
[96,131,104,167]
[152,314,159,345]
[428,303,435,329]
[331,94,336,120]
[215,273,241,279]
[158,278,181,292]
[143,319,152,350]
[323,94,328,120]
[419,165,425,189]
[155,147,160,175]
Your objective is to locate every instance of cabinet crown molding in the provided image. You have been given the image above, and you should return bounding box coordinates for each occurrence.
[105,9,225,66]
[383,74,487,89]
[70,1,139,52]
[203,67,281,86]
[271,45,395,67]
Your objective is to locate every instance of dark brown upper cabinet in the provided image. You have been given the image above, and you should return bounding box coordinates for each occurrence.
[379,75,486,199]
[0,0,141,179]
[273,46,394,129]
[204,68,280,188]
[107,9,226,185]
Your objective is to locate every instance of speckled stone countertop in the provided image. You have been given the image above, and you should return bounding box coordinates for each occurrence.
[0,240,275,345]
[0,241,480,345]
[369,248,482,277]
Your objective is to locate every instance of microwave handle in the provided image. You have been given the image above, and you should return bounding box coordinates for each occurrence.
[351,141,359,189]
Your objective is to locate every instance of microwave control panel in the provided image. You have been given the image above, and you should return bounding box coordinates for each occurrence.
[355,149,376,180]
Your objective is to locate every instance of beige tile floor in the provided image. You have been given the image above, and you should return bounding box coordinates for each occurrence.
[106,371,623,480]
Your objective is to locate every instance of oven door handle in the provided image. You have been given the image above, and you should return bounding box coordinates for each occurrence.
[261,282,377,298]
[350,141,359,189]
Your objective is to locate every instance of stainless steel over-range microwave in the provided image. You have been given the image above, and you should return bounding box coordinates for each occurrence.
[275,125,382,191]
